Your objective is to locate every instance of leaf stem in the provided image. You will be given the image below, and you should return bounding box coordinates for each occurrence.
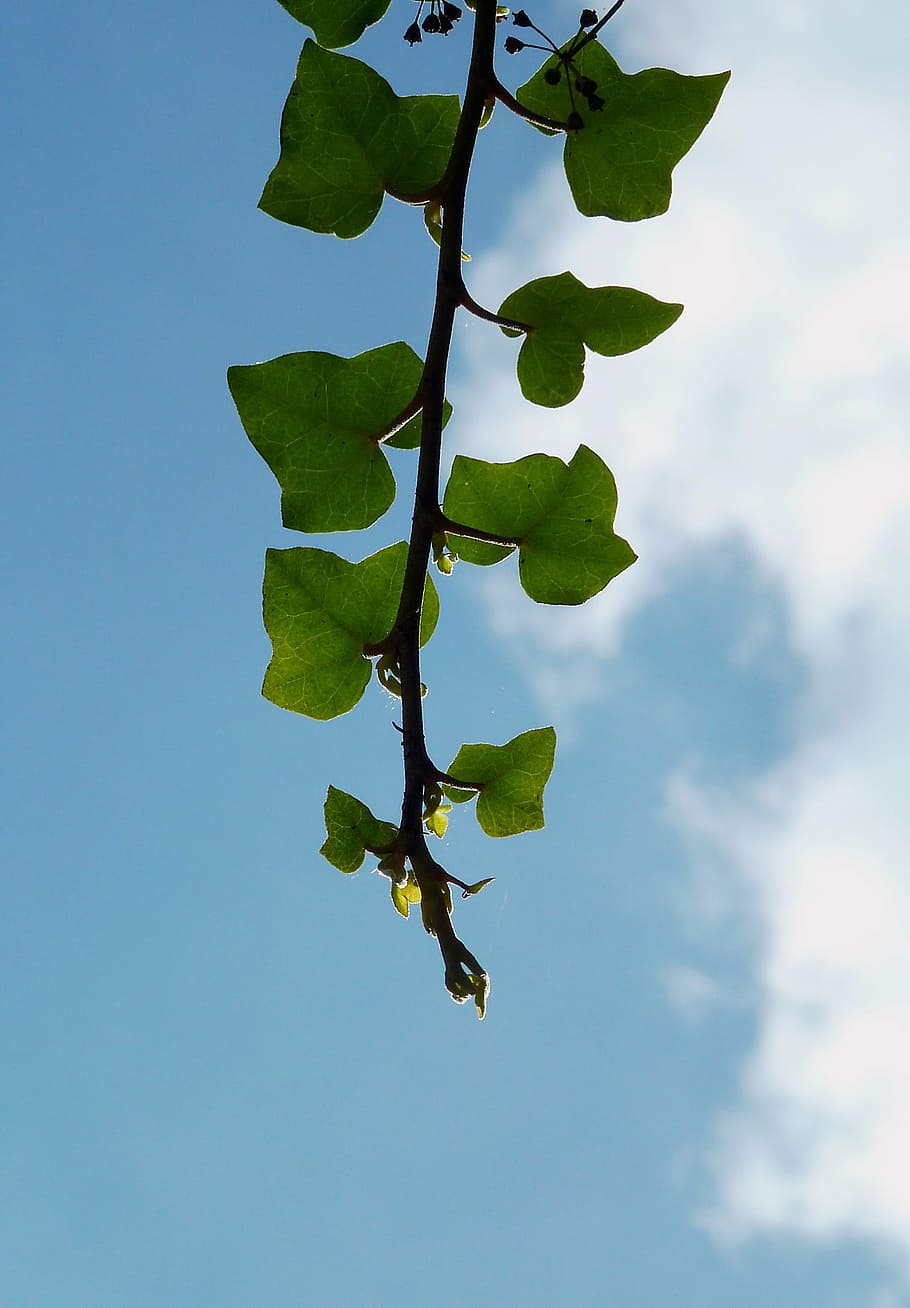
[493,76,566,131]
[436,510,522,549]
[568,0,629,59]
[459,281,532,332]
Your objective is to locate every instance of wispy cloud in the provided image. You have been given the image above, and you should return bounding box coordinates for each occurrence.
[455,0,910,1277]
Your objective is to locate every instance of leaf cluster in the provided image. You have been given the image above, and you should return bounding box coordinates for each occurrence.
[230,0,728,1014]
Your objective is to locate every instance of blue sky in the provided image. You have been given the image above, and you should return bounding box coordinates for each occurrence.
[3,2,909,1305]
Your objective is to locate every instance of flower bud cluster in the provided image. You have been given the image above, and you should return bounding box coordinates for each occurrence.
[504,7,607,128]
[404,0,463,44]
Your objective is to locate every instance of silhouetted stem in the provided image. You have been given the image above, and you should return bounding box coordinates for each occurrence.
[392,0,498,843]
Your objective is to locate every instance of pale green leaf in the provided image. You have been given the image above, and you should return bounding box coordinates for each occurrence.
[262,542,439,719]
[445,728,556,838]
[320,785,397,873]
[228,343,424,532]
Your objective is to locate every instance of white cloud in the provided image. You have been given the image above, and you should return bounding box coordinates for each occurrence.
[455,0,910,1279]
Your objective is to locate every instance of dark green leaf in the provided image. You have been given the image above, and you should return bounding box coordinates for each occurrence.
[444,728,557,838]
[228,343,424,532]
[498,272,682,406]
[443,446,636,605]
[320,785,397,873]
[262,542,439,719]
[277,0,392,48]
[260,41,459,238]
[517,42,730,221]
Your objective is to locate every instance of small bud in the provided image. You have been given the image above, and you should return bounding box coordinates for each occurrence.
[404,20,422,44]
[543,66,561,85]
[512,8,533,24]
[579,7,598,25]
[504,35,524,53]
[566,109,584,131]
[422,12,441,32]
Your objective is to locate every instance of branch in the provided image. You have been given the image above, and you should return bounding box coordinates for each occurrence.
[390,3,498,849]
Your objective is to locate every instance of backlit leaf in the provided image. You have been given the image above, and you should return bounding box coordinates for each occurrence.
[228,343,424,532]
[498,272,682,407]
[276,0,391,49]
[260,41,459,238]
[517,42,729,221]
[444,728,557,838]
[262,542,439,719]
[443,446,636,605]
[320,786,397,873]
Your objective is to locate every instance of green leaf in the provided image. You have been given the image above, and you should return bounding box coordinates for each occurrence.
[517,42,730,221]
[498,272,682,407]
[443,446,636,605]
[444,728,557,838]
[390,880,417,918]
[260,41,460,238]
[262,542,440,719]
[228,343,425,532]
[276,0,391,48]
[320,785,397,874]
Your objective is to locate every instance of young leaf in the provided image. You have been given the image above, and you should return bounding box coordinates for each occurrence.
[276,0,392,49]
[517,42,730,221]
[320,785,397,873]
[444,728,557,838]
[390,879,422,919]
[228,344,426,532]
[260,41,460,238]
[443,446,636,605]
[262,543,439,719]
[498,273,682,406]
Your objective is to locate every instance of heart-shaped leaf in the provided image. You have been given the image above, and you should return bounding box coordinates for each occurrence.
[443,445,636,605]
[320,786,398,873]
[517,42,729,221]
[260,41,459,238]
[228,343,425,532]
[263,542,439,719]
[277,0,392,49]
[443,728,557,838]
[499,272,682,406]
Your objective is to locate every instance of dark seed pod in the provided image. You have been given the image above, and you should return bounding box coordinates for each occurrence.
[579,8,598,25]
[544,66,561,85]
[504,35,525,53]
[512,8,533,24]
[422,12,441,32]
[442,1,462,18]
[404,20,422,44]
[566,109,584,131]
[586,92,605,111]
